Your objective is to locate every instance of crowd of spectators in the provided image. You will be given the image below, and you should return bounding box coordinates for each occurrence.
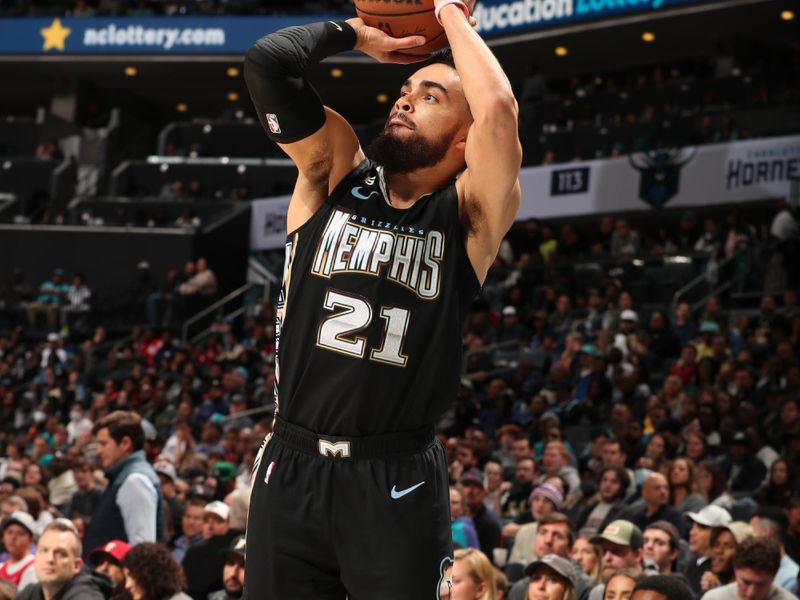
[0,0,351,18]
[0,201,797,599]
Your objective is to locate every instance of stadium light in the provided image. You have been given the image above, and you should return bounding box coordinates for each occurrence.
[176,103,188,113]
[376,93,389,103]
[781,10,794,20]
[554,46,568,57]
[642,32,655,42]
[330,68,343,78]
[227,92,239,102]
[227,67,240,77]
[124,66,137,77]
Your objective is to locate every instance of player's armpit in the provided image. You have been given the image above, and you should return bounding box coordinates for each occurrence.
[458,100,522,283]
[283,107,365,233]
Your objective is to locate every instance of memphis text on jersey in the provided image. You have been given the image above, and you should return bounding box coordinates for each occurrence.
[311,208,444,300]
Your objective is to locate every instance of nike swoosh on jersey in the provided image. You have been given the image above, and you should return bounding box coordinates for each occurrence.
[352,186,379,200]
[390,481,426,499]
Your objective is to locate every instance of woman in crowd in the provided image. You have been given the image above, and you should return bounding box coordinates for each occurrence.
[121,542,191,600]
[603,569,644,600]
[696,461,735,510]
[571,533,602,581]
[636,434,667,472]
[699,522,754,592]
[451,547,497,600]
[524,554,577,600]
[668,457,706,515]
[683,432,708,464]
[755,458,796,507]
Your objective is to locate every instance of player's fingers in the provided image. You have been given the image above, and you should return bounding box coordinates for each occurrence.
[385,35,427,52]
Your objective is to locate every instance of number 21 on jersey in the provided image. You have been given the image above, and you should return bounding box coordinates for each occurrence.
[316,289,410,367]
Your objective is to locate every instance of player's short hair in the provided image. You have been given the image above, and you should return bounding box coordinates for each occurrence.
[733,537,781,576]
[429,48,456,69]
[633,574,693,600]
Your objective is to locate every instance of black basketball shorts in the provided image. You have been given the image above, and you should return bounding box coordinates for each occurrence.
[244,416,454,600]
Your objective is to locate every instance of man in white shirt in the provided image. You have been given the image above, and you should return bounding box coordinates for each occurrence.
[702,537,795,600]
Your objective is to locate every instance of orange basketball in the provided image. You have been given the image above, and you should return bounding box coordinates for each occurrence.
[353,0,447,55]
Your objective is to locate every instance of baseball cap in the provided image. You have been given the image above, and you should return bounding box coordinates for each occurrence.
[712,521,754,545]
[530,483,564,512]
[47,332,60,343]
[213,461,237,483]
[89,540,131,565]
[460,469,484,487]
[580,344,599,357]
[1,511,37,538]
[700,321,721,334]
[685,505,732,528]
[591,520,644,549]
[154,460,177,482]
[620,310,638,322]
[731,431,749,445]
[524,554,578,588]
[222,534,246,559]
[203,500,230,521]
[502,306,517,316]
[187,484,212,501]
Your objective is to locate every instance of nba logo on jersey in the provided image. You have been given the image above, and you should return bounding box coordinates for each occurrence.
[266,113,281,135]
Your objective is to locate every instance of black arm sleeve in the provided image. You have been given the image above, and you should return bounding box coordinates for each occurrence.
[243,21,357,144]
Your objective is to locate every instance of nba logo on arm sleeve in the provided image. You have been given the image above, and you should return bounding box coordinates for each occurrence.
[266,113,282,135]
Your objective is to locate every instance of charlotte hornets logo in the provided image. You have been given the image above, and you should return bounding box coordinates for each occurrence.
[628,148,695,208]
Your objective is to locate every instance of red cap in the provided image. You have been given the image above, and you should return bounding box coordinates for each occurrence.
[89,540,130,565]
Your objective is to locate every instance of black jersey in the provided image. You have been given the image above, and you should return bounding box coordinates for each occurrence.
[274,158,480,436]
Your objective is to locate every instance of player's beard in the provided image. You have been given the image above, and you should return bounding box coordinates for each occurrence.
[366,121,456,174]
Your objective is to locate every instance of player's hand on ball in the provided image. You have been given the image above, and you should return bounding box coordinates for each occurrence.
[346,18,430,64]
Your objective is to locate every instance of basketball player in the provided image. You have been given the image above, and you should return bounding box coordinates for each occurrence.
[242,0,521,597]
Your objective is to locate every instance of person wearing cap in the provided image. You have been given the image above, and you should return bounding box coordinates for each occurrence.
[587,520,644,600]
[508,487,566,565]
[749,508,799,591]
[88,540,130,589]
[460,470,502,556]
[701,537,795,600]
[208,535,246,600]
[523,554,578,600]
[642,521,680,576]
[183,501,238,600]
[498,305,530,345]
[700,522,754,592]
[685,505,733,595]
[0,512,37,589]
[212,462,239,502]
[83,411,164,556]
[154,460,185,541]
[540,442,581,510]
[720,432,767,498]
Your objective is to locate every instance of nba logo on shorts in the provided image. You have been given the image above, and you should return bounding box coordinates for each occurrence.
[266,113,281,135]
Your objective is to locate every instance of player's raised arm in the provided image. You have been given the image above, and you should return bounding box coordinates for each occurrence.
[439,0,523,283]
[243,21,428,231]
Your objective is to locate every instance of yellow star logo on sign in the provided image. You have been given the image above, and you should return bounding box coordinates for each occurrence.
[41,18,71,52]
